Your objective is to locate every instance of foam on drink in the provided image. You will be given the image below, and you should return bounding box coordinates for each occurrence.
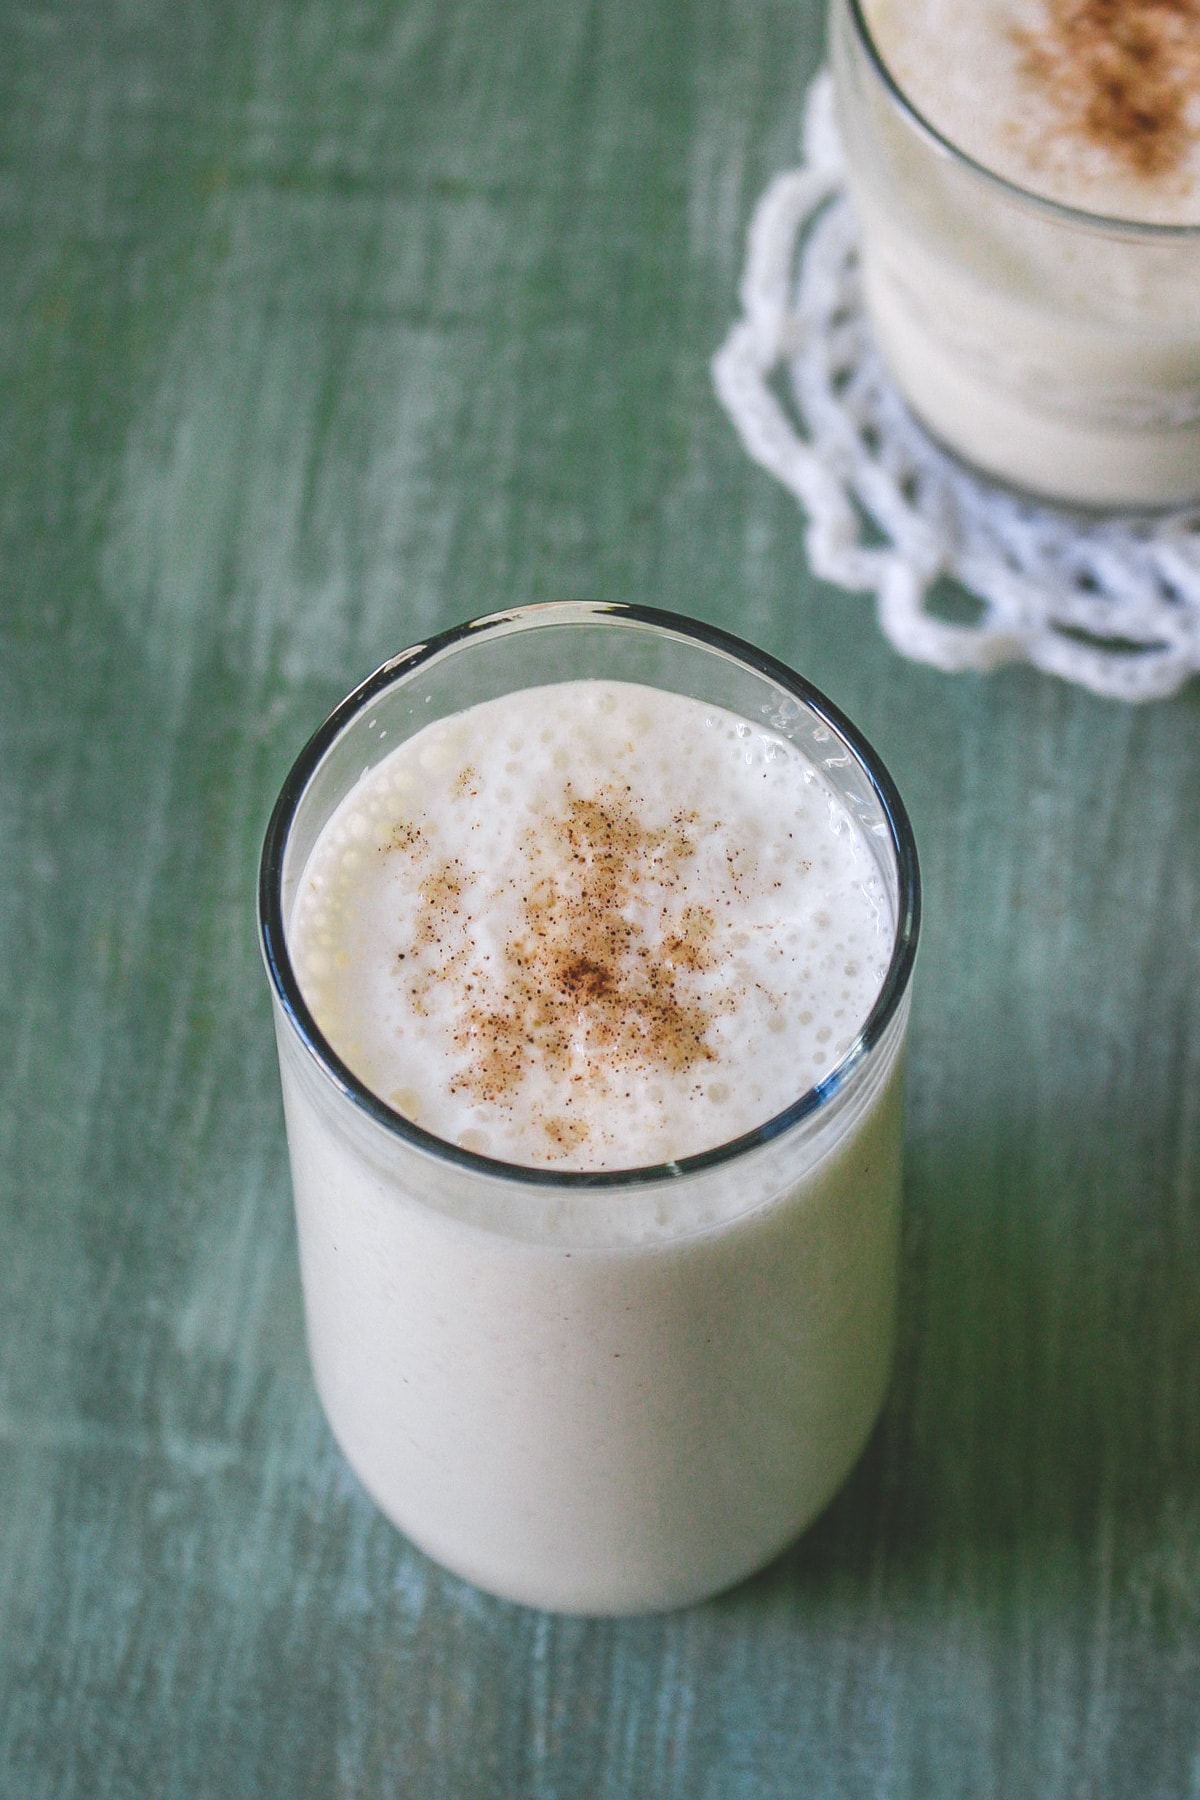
[291,680,891,1172]
[864,0,1200,224]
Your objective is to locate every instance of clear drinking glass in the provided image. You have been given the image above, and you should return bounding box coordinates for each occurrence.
[830,0,1200,508]
[259,601,920,1613]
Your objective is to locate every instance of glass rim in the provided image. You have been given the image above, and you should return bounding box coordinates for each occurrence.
[258,600,921,1192]
[841,0,1200,242]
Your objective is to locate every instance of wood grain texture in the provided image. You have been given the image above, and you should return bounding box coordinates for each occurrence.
[1,0,1198,1793]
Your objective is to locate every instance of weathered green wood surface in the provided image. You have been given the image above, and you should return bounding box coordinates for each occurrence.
[2,0,1198,1793]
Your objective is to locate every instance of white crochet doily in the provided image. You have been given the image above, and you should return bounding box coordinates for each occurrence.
[712,73,1200,703]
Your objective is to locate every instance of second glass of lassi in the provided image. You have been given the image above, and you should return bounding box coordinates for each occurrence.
[831,0,1200,507]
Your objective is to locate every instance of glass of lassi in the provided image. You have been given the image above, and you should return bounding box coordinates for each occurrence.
[830,0,1200,507]
[259,601,920,1613]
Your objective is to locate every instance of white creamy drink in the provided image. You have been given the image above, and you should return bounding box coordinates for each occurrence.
[832,0,1200,505]
[292,683,891,1170]
[262,608,918,1613]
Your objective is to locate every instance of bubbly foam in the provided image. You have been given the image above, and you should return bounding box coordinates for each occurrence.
[864,0,1200,223]
[290,681,893,1171]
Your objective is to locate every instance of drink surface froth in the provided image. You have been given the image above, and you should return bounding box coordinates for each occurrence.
[864,0,1200,222]
[290,681,892,1171]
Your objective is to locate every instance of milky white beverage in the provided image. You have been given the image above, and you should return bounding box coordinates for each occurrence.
[260,604,919,1613]
[831,0,1200,505]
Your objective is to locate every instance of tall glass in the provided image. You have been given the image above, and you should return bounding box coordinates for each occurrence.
[259,601,920,1613]
[830,0,1200,508]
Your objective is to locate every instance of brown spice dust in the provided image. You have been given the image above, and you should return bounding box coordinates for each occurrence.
[1013,0,1200,179]
[395,784,738,1158]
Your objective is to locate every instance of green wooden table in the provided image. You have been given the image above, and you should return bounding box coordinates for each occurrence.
[3,0,1198,1792]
